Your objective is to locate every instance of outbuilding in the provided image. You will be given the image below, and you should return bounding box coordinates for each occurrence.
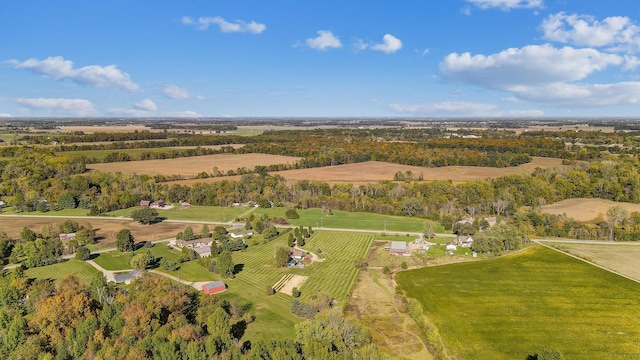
[390,241,407,255]
[202,281,226,295]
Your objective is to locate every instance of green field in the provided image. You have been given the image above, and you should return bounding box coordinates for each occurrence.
[94,243,182,271]
[106,204,250,222]
[25,259,100,283]
[255,208,438,233]
[396,246,640,360]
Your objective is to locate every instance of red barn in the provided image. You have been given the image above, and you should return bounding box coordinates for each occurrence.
[202,281,226,295]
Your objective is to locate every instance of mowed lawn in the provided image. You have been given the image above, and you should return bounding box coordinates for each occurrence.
[25,259,100,283]
[255,208,436,233]
[396,246,640,360]
[221,230,373,341]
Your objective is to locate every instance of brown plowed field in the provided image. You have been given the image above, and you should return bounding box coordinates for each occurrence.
[541,198,640,222]
[168,157,566,186]
[86,153,302,178]
[0,217,190,248]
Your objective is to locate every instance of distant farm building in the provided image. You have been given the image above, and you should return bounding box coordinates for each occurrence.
[230,230,253,239]
[150,199,165,208]
[290,249,305,260]
[193,246,212,258]
[112,270,143,284]
[59,233,76,241]
[446,244,458,251]
[139,200,151,207]
[180,201,191,208]
[457,235,474,248]
[202,280,226,294]
[390,241,407,256]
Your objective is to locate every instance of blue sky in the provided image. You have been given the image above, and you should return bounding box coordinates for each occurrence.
[2,0,640,118]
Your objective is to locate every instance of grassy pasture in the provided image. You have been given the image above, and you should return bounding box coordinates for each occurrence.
[255,207,432,233]
[25,259,100,283]
[550,242,640,281]
[86,153,302,178]
[396,246,640,360]
[93,243,182,271]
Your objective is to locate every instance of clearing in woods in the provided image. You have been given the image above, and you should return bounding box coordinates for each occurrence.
[86,153,302,178]
[540,198,640,221]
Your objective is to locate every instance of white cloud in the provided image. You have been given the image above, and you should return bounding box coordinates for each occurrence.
[389,101,498,116]
[7,56,139,91]
[162,84,192,99]
[133,99,157,112]
[439,44,640,107]
[107,108,151,117]
[0,113,12,117]
[541,13,640,51]
[168,110,202,118]
[17,98,96,116]
[305,30,342,50]
[182,16,266,34]
[371,34,403,54]
[466,0,543,10]
[353,38,369,51]
[415,48,430,56]
[440,44,622,90]
[512,82,640,107]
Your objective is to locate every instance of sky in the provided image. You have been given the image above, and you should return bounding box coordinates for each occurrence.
[2,0,640,118]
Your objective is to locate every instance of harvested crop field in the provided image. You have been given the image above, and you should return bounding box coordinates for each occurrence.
[162,144,245,150]
[541,198,640,222]
[0,216,193,248]
[274,157,565,184]
[86,153,302,177]
[56,125,159,133]
[553,243,640,281]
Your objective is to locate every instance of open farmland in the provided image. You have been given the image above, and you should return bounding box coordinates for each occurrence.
[551,242,640,281]
[0,216,187,248]
[86,153,302,177]
[169,157,566,185]
[396,246,640,360]
[541,198,640,221]
[55,125,160,133]
[25,259,101,283]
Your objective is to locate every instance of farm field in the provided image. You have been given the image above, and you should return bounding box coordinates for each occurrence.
[0,216,187,248]
[55,125,160,133]
[396,246,640,360]
[254,207,433,233]
[86,153,302,177]
[168,157,567,185]
[541,198,640,221]
[25,259,100,283]
[106,204,250,222]
[270,157,566,184]
[551,242,640,281]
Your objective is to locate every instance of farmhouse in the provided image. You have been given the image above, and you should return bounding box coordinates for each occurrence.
[202,281,226,294]
[59,233,76,241]
[457,235,474,248]
[390,241,408,255]
[176,238,212,249]
[150,199,165,208]
[112,269,143,284]
[290,249,305,260]
[139,200,151,207]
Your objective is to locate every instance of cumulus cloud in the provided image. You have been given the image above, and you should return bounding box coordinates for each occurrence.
[133,99,157,112]
[440,44,640,107]
[305,30,342,50]
[507,109,545,117]
[466,0,543,10]
[388,101,498,116]
[17,98,96,116]
[162,84,192,99]
[440,44,622,90]
[0,113,12,117]
[182,16,266,34]
[7,56,139,91]
[541,13,640,51]
[371,34,403,54]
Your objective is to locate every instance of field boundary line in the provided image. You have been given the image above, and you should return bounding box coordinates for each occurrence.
[532,240,640,285]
